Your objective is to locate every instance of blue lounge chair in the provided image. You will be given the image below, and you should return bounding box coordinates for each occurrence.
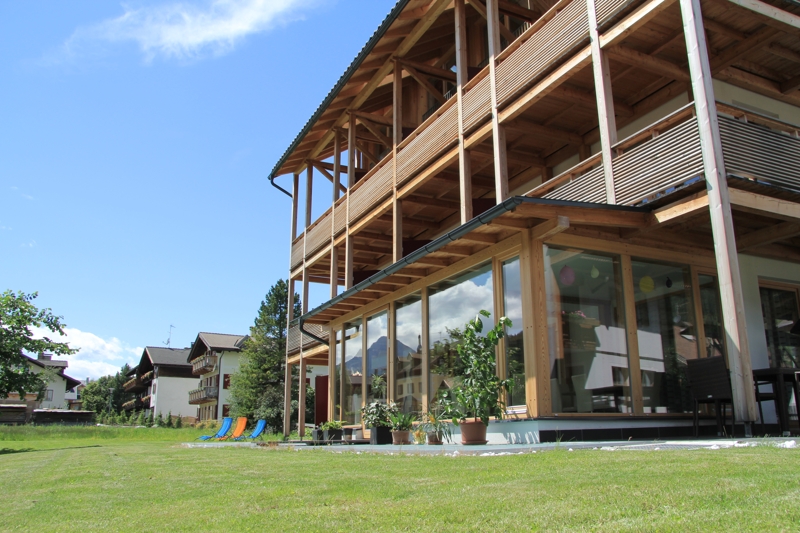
[197,417,232,440]
[235,419,266,441]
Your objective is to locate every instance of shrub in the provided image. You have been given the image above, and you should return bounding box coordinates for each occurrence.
[360,401,398,428]
[146,411,154,427]
[165,411,173,428]
[135,411,144,426]
[156,412,164,427]
[174,416,182,429]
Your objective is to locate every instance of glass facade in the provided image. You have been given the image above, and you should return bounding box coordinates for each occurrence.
[502,257,526,407]
[698,274,725,358]
[342,320,362,424]
[760,286,800,368]
[428,262,494,404]
[334,329,342,420]
[544,247,631,413]
[394,294,423,413]
[365,311,388,404]
[632,260,698,414]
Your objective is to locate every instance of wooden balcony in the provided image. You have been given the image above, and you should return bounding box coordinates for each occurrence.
[140,370,153,383]
[191,354,218,376]
[188,387,218,405]
[141,395,151,408]
[122,398,144,411]
[123,376,145,393]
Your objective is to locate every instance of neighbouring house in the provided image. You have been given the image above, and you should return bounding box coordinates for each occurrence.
[64,379,88,410]
[187,332,247,421]
[271,0,800,441]
[123,347,196,421]
[7,353,81,410]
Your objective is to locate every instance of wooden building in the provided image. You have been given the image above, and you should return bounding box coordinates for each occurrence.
[271,0,800,441]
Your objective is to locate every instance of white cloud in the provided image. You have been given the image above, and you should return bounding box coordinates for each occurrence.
[31,327,142,380]
[20,240,36,248]
[57,0,315,63]
[428,278,494,344]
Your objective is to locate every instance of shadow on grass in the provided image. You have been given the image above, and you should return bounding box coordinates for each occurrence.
[0,445,102,455]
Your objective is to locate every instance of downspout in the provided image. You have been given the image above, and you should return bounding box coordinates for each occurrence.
[270,174,293,198]
[299,319,329,346]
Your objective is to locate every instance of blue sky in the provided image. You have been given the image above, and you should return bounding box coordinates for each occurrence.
[1,0,395,379]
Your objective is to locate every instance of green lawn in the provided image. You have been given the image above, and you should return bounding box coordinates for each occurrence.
[1,427,799,532]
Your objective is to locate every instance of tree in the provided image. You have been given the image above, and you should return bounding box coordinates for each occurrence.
[0,290,79,399]
[81,364,132,415]
[229,279,308,431]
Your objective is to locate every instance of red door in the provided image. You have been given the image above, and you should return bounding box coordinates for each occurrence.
[315,375,328,427]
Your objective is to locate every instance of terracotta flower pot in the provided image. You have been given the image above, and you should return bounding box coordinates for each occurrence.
[459,419,488,445]
[427,431,443,445]
[391,430,410,445]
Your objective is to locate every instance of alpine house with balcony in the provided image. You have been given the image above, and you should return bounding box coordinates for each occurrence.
[186,332,247,421]
[123,347,195,420]
[270,0,800,442]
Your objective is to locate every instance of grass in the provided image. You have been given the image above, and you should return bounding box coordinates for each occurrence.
[1,427,799,532]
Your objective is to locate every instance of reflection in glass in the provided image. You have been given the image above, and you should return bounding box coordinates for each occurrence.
[760,286,800,368]
[698,275,725,358]
[366,311,388,404]
[394,294,423,413]
[502,257,526,406]
[342,320,362,424]
[633,260,698,414]
[428,262,494,403]
[544,246,631,413]
[334,329,342,420]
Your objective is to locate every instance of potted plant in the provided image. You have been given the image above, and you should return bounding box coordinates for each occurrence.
[311,426,324,443]
[361,401,398,444]
[440,310,512,445]
[419,403,453,445]
[388,412,416,445]
[319,420,343,442]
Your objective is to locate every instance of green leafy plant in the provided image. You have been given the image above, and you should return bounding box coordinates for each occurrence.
[440,310,512,426]
[156,412,164,427]
[419,403,453,443]
[146,411,154,427]
[135,411,144,426]
[389,411,416,431]
[370,374,387,399]
[360,401,398,428]
[174,415,182,429]
[319,420,343,431]
[165,411,174,428]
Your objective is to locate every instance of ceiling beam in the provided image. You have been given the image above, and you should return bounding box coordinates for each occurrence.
[607,45,691,82]
[738,221,800,250]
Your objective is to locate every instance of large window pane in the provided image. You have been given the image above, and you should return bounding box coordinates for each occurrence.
[760,286,800,368]
[334,329,342,420]
[366,311,388,404]
[342,321,362,424]
[698,274,725,358]
[632,260,698,414]
[395,294,423,413]
[502,257,526,407]
[428,262,494,403]
[544,247,631,413]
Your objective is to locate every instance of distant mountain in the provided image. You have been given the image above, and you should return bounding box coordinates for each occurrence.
[343,336,417,374]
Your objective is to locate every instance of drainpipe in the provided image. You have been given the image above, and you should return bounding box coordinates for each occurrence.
[270,174,293,198]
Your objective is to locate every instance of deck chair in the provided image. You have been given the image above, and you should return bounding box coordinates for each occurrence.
[196,417,232,441]
[235,419,267,441]
[219,417,248,441]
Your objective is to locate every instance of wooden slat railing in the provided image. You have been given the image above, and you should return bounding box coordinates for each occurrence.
[348,158,394,225]
[333,195,347,238]
[290,235,304,271]
[305,208,333,257]
[287,324,329,355]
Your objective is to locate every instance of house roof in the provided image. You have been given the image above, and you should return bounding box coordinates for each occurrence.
[187,332,248,362]
[21,354,81,390]
[142,347,192,368]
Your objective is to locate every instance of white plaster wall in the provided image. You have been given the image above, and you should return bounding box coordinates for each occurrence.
[151,376,197,418]
[28,364,68,409]
[216,351,242,419]
[738,254,800,423]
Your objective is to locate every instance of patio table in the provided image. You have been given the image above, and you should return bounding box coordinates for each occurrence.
[752,367,800,436]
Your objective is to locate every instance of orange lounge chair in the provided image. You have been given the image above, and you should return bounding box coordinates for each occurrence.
[219,417,247,441]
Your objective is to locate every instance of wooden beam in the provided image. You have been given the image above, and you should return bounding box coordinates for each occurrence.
[290,173,299,241]
[514,203,650,227]
[396,58,457,82]
[531,216,570,240]
[681,0,756,424]
[357,116,392,147]
[332,131,342,203]
[505,118,584,145]
[768,43,800,64]
[781,74,800,94]
[607,45,692,82]
[552,85,635,117]
[600,0,677,48]
[352,110,393,128]
[722,0,800,32]
[393,199,403,262]
[353,140,380,165]
[704,17,749,41]
[309,160,347,195]
[403,63,446,104]
[468,0,516,42]
[588,0,618,204]
[498,0,540,22]
[738,221,800,251]
[305,165,313,229]
[710,26,782,75]
[729,188,800,221]
[405,195,461,210]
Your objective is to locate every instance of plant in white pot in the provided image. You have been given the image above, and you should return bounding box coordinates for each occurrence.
[440,310,512,445]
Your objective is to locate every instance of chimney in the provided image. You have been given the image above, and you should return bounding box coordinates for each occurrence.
[38,353,52,361]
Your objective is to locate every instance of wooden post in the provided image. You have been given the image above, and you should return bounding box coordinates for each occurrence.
[291,173,300,241]
[393,60,403,263]
[455,0,473,224]
[345,114,356,289]
[328,326,336,421]
[486,0,509,203]
[587,0,618,204]
[680,0,755,427]
[283,278,296,437]
[330,246,339,299]
[298,348,306,437]
[620,255,644,414]
[331,130,341,299]
[527,233,551,417]
[345,235,354,290]
[305,165,313,229]
[420,287,430,411]
[333,130,341,203]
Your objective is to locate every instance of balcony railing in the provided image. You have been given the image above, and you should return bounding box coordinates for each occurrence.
[122,398,143,411]
[189,387,219,405]
[140,370,153,383]
[123,376,144,392]
[191,354,218,375]
[141,395,151,408]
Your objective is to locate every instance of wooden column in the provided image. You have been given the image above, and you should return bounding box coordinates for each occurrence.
[329,327,336,421]
[283,278,296,437]
[586,0,618,204]
[621,255,644,415]
[298,348,306,437]
[487,0,509,203]
[290,173,300,241]
[333,130,341,203]
[305,165,313,229]
[331,130,341,299]
[345,115,356,289]
[526,233,551,417]
[680,0,755,426]
[420,287,430,411]
[455,0,473,224]
[393,60,403,263]
[330,246,339,299]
